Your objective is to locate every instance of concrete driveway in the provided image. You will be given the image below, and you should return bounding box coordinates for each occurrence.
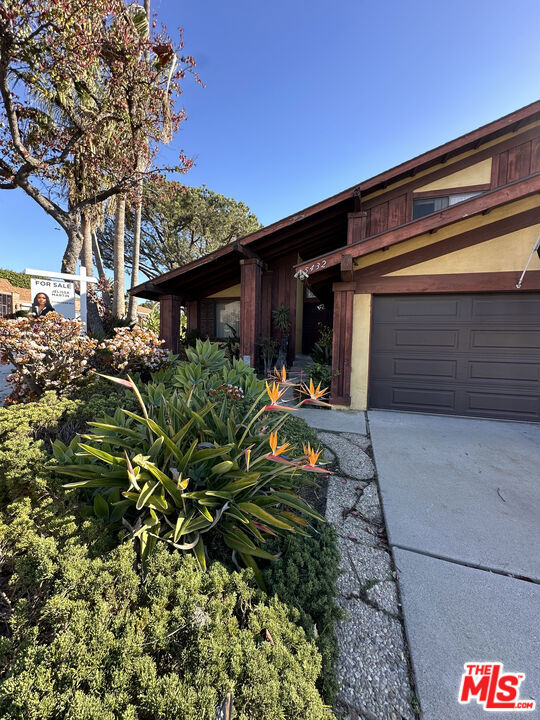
[368,410,540,720]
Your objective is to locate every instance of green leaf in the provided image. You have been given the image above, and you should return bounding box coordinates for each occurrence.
[191,445,234,463]
[239,552,267,590]
[110,500,132,522]
[198,505,213,522]
[88,422,141,439]
[193,537,206,571]
[272,491,325,521]
[135,481,158,510]
[78,444,125,466]
[223,534,278,560]
[173,514,188,542]
[211,460,234,476]
[93,494,109,521]
[237,502,296,530]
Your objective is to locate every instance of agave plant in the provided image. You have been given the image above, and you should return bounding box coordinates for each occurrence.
[51,362,328,586]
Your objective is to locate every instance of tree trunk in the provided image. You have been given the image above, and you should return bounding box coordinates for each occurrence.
[127,193,142,324]
[80,214,104,336]
[61,223,84,275]
[113,196,126,318]
[92,231,112,313]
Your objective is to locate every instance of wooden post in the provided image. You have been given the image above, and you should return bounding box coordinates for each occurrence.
[186,300,198,333]
[260,270,274,338]
[240,258,263,367]
[330,284,355,405]
[159,294,181,353]
[347,211,368,245]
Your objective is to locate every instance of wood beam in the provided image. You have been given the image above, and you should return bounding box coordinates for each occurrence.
[347,211,368,244]
[349,270,540,294]
[240,258,263,367]
[356,205,540,280]
[340,254,354,282]
[294,174,540,278]
[330,286,354,406]
[159,294,181,353]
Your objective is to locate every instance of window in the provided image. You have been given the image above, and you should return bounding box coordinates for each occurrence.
[215,300,240,337]
[0,293,13,318]
[412,191,484,220]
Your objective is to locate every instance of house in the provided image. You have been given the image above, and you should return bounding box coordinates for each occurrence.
[131,101,540,422]
[0,278,32,317]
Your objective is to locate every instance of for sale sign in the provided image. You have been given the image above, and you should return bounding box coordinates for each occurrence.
[31,278,76,319]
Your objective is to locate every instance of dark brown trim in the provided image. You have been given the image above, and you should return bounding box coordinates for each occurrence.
[360,124,540,209]
[132,243,238,292]
[350,270,540,294]
[130,101,540,297]
[412,184,491,198]
[159,294,181,353]
[230,104,540,253]
[294,174,540,276]
[341,254,354,282]
[355,206,540,280]
[347,211,368,244]
[240,258,263,367]
[330,287,354,406]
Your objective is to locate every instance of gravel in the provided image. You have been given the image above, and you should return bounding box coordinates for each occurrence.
[317,428,417,720]
[317,432,375,480]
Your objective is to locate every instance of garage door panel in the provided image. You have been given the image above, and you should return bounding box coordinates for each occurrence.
[396,298,460,318]
[471,330,540,350]
[369,293,540,421]
[472,296,540,320]
[466,392,539,417]
[468,360,540,383]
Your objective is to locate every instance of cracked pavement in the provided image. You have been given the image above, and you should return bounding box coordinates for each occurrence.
[316,428,418,720]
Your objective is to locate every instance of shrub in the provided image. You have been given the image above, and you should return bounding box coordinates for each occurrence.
[264,520,344,705]
[52,342,330,581]
[95,326,173,375]
[0,391,78,504]
[0,314,97,404]
[298,364,338,402]
[310,323,333,365]
[0,268,32,289]
[0,527,335,720]
[0,378,339,719]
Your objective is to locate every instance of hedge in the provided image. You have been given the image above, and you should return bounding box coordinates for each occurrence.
[0,385,340,719]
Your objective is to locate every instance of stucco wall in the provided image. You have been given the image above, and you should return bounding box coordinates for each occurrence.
[388,223,540,276]
[207,284,241,298]
[414,158,492,192]
[349,294,372,410]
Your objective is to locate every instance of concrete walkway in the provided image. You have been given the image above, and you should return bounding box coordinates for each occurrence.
[299,407,416,719]
[369,410,540,720]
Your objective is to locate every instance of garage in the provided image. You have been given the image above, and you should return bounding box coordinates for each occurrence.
[369,293,540,421]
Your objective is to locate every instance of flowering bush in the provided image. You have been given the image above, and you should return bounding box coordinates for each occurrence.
[96,325,172,374]
[0,314,97,404]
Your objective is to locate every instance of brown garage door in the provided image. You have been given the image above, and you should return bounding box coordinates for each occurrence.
[369,293,540,421]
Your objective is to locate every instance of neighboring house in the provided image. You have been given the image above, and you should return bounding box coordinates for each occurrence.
[0,278,32,316]
[132,101,540,422]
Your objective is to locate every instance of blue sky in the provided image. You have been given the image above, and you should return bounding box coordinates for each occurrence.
[1,0,539,278]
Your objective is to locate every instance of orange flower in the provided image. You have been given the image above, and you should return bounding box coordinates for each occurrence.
[267,431,295,464]
[269,431,291,457]
[272,365,295,386]
[264,381,294,411]
[300,442,332,473]
[244,445,253,471]
[299,378,328,407]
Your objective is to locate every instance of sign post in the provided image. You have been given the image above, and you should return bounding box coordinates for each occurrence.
[25,266,98,328]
